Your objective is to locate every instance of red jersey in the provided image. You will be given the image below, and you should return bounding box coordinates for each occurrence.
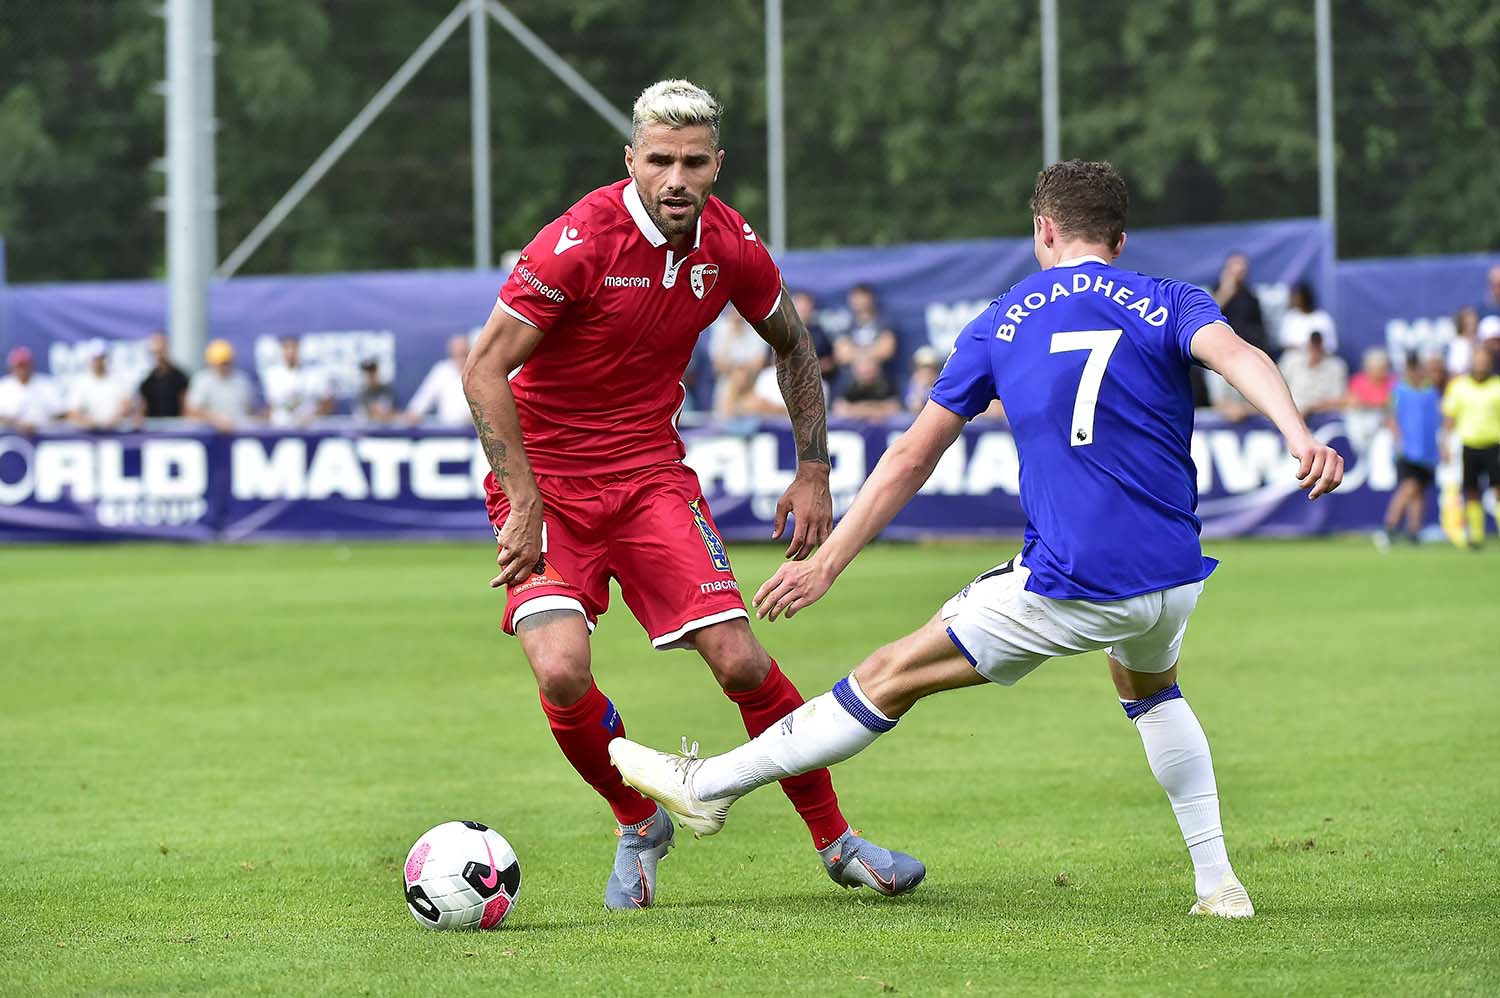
[495,179,783,477]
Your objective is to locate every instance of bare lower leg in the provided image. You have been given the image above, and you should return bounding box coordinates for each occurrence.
[1383,481,1415,532]
[1108,655,1178,700]
[854,614,991,718]
[1404,485,1428,535]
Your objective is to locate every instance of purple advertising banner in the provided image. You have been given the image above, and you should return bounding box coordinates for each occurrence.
[0,414,1409,544]
[0,218,1331,410]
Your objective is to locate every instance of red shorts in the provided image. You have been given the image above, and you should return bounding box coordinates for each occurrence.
[485,462,746,649]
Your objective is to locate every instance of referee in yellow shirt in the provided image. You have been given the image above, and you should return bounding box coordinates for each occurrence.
[1443,344,1500,546]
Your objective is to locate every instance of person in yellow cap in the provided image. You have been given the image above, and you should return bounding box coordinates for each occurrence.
[184,339,256,432]
[1442,344,1500,547]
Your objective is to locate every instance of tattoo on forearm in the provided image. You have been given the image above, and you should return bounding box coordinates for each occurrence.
[466,392,509,483]
[757,286,830,465]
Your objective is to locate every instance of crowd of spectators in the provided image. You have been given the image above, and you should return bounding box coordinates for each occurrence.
[0,331,475,435]
[3,262,1498,517]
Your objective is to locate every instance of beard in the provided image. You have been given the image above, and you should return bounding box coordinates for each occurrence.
[645,193,703,239]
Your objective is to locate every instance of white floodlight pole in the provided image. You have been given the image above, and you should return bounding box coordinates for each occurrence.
[1315,0,1337,258]
[218,0,470,278]
[165,0,216,367]
[1041,0,1060,167]
[470,0,493,271]
[765,0,787,254]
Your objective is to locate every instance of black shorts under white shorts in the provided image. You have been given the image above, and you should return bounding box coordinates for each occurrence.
[1461,445,1500,492]
[1395,459,1435,487]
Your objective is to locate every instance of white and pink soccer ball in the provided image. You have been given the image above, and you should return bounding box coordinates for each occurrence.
[403,820,521,930]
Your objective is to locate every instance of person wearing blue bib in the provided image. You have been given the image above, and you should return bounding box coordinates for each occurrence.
[609,161,1345,920]
[1377,353,1445,548]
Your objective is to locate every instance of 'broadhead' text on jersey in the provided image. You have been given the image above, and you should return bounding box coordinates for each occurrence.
[930,256,1225,601]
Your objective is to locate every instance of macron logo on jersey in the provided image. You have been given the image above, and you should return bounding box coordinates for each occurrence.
[553,225,583,255]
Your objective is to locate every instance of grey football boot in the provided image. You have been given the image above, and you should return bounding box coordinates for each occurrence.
[819,828,926,897]
[604,804,675,910]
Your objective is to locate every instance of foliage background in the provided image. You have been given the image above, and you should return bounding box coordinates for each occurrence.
[1,0,1496,282]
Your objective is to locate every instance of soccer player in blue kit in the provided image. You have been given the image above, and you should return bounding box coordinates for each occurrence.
[609,161,1344,917]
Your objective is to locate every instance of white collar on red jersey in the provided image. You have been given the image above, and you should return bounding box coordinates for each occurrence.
[1056,254,1110,267]
[623,180,703,250]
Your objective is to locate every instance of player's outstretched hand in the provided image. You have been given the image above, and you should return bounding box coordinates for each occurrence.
[754,557,835,621]
[1291,435,1344,500]
[773,463,833,560]
[491,501,544,589]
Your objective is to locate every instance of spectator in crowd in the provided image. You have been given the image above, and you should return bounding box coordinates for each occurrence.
[0,346,64,434]
[1204,370,1255,424]
[833,283,898,390]
[1346,348,1395,411]
[66,343,133,431]
[1485,264,1500,320]
[1213,252,1269,353]
[709,308,768,417]
[354,358,397,424]
[1448,306,1480,377]
[137,331,189,419]
[1278,330,1348,415]
[833,355,901,421]
[791,290,836,387]
[185,339,256,432]
[1376,354,1444,550]
[905,346,942,414]
[262,336,333,426]
[1442,343,1500,548]
[1278,282,1338,354]
[742,359,788,418]
[406,334,473,426]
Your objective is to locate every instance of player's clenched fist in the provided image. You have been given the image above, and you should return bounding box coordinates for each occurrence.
[753,557,835,621]
[491,500,544,589]
[1290,435,1344,500]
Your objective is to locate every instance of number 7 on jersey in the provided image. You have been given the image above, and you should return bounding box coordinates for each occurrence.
[1049,329,1122,447]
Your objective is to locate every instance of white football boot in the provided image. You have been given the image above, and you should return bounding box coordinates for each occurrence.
[608,737,738,838]
[1188,871,1256,918]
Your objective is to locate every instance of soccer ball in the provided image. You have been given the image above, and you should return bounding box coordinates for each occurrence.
[402,820,521,930]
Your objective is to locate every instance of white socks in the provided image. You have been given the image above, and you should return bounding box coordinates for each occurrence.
[1124,684,1233,899]
[694,675,895,801]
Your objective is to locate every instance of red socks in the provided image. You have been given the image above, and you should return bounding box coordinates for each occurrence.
[724,661,849,849]
[540,666,848,848]
[539,681,657,827]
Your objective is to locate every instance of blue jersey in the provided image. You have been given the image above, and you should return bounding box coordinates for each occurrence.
[1392,380,1440,467]
[930,257,1224,601]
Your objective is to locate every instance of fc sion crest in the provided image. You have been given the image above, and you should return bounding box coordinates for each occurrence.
[689,263,719,300]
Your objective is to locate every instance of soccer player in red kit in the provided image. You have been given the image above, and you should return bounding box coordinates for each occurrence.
[461,79,925,909]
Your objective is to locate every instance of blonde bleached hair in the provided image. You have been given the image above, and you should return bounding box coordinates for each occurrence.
[632,79,721,148]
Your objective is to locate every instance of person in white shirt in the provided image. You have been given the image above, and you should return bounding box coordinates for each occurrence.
[405,334,473,426]
[1277,282,1337,354]
[1447,306,1479,377]
[1278,331,1349,415]
[66,344,133,431]
[261,337,334,427]
[0,346,65,433]
[708,309,769,416]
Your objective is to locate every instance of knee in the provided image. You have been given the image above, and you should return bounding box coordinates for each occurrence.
[702,637,771,693]
[531,649,593,707]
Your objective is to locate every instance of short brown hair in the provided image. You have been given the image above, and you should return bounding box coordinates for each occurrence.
[1030,160,1129,251]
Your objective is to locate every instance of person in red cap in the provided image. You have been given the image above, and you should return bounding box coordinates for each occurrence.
[0,347,65,434]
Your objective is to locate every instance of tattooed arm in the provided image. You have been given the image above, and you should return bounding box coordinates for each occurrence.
[462,300,547,587]
[752,281,834,559]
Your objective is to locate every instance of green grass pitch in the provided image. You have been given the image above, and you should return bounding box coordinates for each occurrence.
[2,538,1497,996]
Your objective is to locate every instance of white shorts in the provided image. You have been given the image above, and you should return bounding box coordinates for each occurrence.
[940,553,1204,686]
